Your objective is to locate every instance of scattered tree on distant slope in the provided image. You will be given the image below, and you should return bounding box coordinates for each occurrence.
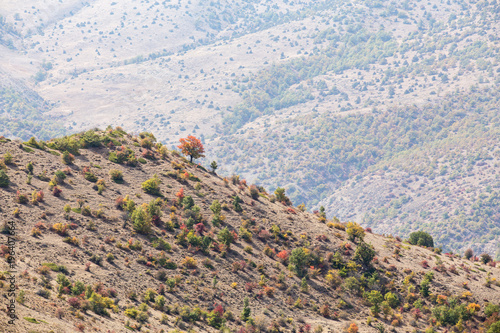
[408,230,434,248]
[178,135,205,163]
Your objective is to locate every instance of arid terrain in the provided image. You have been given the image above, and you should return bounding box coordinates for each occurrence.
[1,0,499,271]
[0,129,499,332]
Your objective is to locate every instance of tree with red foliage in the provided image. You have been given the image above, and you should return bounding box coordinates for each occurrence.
[277,250,289,263]
[213,304,224,317]
[194,223,206,235]
[176,188,184,204]
[177,135,205,163]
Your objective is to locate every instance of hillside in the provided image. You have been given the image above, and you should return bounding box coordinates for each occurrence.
[1,129,500,332]
[1,0,500,259]
[214,87,500,258]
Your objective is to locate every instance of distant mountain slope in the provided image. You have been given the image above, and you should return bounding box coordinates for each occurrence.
[0,0,335,142]
[0,129,499,332]
[213,87,500,258]
[0,73,66,140]
[1,0,497,141]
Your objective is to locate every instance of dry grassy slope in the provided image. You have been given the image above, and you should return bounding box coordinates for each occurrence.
[0,130,499,333]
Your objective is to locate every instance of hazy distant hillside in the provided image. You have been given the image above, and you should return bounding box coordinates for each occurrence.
[215,87,500,257]
[207,0,500,257]
[0,0,334,142]
[3,0,497,142]
[1,0,499,257]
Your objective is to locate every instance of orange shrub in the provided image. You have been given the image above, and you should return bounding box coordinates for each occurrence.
[263,286,275,297]
[176,188,184,202]
[347,323,358,333]
[277,250,289,263]
[437,295,447,305]
[467,303,480,314]
[51,223,69,236]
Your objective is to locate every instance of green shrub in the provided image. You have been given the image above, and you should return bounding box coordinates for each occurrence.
[55,170,66,182]
[56,273,71,294]
[71,281,85,296]
[84,172,98,183]
[210,200,222,216]
[140,138,153,149]
[125,307,138,319]
[217,227,234,248]
[36,289,50,299]
[207,309,225,328]
[3,152,13,165]
[210,161,218,172]
[141,175,161,196]
[42,262,68,274]
[366,290,383,315]
[109,169,123,183]
[16,191,29,204]
[432,300,469,326]
[106,253,115,263]
[89,254,102,265]
[488,321,500,333]
[239,227,252,242]
[289,247,309,277]
[147,199,162,222]
[343,277,362,294]
[63,204,71,214]
[81,206,92,216]
[143,288,157,302]
[25,137,42,149]
[241,297,251,321]
[182,196,195,209]
[384,292,399,308]
[408,231,434,247]
[131,207,152,234]
[155,295,166,309]
[159,146,169,159]
[485,303,500,317]
[47,136,81,155]
[88,292,114,316]
[480,253,492,264]
[61,151,75,165]
[108,151,124,164]
[354,241,375,266]
[26,161,34,175]
[274,187,291,205]
[346,222,365,243]
[420,279,430,297]
[0,170,9,187]
[80,130,102,148]
[233,195,243,212]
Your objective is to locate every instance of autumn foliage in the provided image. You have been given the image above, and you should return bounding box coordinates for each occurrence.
[177,135,205,162]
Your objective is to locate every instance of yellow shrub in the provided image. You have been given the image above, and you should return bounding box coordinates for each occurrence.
[181,256,197,268]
